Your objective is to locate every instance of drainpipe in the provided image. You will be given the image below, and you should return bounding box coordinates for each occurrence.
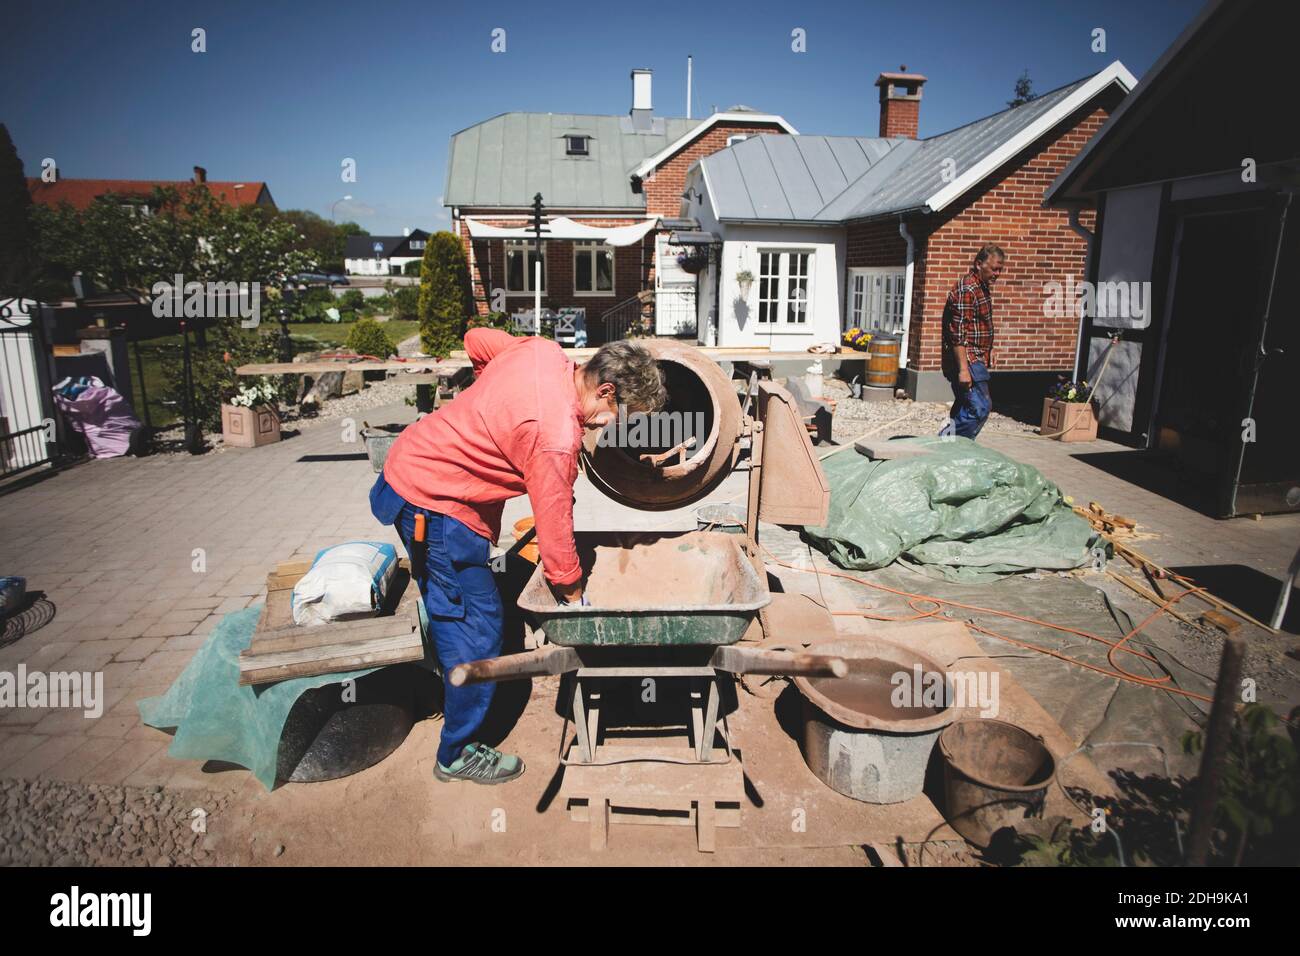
[898,221,916,373]
[1066,206,1097,381]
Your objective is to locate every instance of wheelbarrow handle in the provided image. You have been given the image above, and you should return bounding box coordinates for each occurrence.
[711,645,847,678]
[449,644,579,687]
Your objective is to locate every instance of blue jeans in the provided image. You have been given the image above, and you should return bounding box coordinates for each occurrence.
[939,362,991,439]
[369,473,502,767]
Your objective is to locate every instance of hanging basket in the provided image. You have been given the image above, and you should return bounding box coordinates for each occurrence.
[677,253,709,274]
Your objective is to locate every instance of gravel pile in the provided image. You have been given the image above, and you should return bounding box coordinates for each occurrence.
[0,778,233,867]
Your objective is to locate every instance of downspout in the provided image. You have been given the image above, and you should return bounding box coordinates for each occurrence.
[898,221,916,372]
[1066,206,1097,381]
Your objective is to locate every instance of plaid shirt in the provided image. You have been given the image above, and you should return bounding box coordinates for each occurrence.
[942,267,995,377]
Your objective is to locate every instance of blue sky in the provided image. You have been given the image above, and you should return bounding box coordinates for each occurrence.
[4,0,1203,236]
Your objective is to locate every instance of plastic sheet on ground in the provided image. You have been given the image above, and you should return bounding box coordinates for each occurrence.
[804,436,1099,582]
[137,606,377,790]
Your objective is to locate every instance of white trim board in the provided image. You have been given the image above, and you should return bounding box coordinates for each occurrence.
[631,112,799,178]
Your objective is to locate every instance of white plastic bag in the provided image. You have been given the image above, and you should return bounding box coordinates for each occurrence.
[291,541,398,626]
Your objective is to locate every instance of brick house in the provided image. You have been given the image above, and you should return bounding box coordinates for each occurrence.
[683,62,1135,399]
[442,69,795,343]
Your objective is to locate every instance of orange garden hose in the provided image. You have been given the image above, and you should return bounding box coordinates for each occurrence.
[761,545,1216,705]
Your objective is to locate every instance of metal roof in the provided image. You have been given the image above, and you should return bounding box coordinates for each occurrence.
[444,112,704,210]
[698,70,1129,225]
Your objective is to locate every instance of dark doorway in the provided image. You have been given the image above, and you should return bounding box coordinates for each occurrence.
[1154,204,1299,516]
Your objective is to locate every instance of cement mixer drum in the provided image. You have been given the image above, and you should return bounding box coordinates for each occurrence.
[581,339,743,511]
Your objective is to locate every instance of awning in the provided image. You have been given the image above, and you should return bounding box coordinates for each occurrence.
[463,216,658,247]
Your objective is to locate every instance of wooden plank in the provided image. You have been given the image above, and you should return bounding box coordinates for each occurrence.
[1199,609,1243,634]
[559,744,744,803]
[1105,569,1199,626]
[248,613,418,655]
[237,637,424,686]
[236,360,463,375]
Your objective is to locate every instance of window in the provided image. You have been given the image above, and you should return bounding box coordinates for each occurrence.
[565,135,589,156]
[847,267,906,335]
[756,249,813,325]
[505,240,545,293]
[726,134,749,147]
[573,240,614,295]
[409,239,425,251]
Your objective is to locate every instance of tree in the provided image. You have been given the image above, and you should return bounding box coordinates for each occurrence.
[416,230,474,358]
[0,124,34,299]
[277,209,367,273]
[1008,70,1037,108]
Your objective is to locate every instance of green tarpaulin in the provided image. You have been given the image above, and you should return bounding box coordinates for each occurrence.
[804,436,1100,582]
[137,606,378,790]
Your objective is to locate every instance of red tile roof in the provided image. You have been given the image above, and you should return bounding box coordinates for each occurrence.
[26,178,275,211]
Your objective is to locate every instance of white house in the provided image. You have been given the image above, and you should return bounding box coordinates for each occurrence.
[344,229,429,276]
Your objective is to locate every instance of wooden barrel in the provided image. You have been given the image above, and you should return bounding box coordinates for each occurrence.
[865,335,901,388]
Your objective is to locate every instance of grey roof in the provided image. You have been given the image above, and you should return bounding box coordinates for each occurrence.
[445,112,704,209]
[344,231,428,258]
[701,76,1094,224]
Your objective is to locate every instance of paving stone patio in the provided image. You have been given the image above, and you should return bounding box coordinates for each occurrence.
[1,397,1296,795]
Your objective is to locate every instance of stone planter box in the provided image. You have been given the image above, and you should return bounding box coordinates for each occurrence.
[1040,399,1097,442]
[222,403,281,448]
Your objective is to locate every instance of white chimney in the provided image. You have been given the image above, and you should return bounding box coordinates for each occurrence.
[403,227,411,237]
[630,69,653,130]
[632,69,652,111]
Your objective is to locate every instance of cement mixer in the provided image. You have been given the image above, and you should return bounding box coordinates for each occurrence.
[450,340,843,851]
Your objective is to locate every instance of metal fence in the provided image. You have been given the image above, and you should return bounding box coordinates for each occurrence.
[0,299,58,483]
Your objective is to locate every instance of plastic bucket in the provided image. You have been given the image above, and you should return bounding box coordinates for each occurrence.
[513,517,540,563]
[939,718,1056,847]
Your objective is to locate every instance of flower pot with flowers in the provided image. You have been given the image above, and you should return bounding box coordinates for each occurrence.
[1041,378,1098,442]
[842,327,873,352]
[222,379,282,448]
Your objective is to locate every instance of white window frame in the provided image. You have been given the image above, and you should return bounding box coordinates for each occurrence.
[504,240,546,295]
[572,240,615,297]
[755,248,814,329]
[565,135,589,156]
[846,266,906,336]
[409,239,425,251]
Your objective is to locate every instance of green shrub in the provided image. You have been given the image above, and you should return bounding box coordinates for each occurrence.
[339,289,366,311]
[403,260,421,276]
[417,231,474,358]
[392,285,419,320]
[345,317,396,359]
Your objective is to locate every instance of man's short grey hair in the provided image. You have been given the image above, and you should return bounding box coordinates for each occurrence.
[974,243,1006,265]
[584,341,668,414]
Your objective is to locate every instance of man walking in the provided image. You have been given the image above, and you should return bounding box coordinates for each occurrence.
[370,328,666,784]
[939,243,1004,440]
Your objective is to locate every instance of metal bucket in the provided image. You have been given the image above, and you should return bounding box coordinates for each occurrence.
[939,718,1056,848]
[362,426,403,473]
[795,639,954,804]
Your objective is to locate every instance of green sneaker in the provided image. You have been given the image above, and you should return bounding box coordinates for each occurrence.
[433,743,525,785]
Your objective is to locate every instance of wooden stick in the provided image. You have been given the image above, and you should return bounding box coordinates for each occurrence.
[1186,634,1246,866]
[1106,569,1199,626]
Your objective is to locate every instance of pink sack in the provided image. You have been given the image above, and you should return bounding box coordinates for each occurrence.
[53,376,143,458]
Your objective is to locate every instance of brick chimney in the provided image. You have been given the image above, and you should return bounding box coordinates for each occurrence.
[192,165,207,183]
[875,67,926,139]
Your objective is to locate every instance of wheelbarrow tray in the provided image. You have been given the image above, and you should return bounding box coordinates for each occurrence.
[517,531,769,647]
